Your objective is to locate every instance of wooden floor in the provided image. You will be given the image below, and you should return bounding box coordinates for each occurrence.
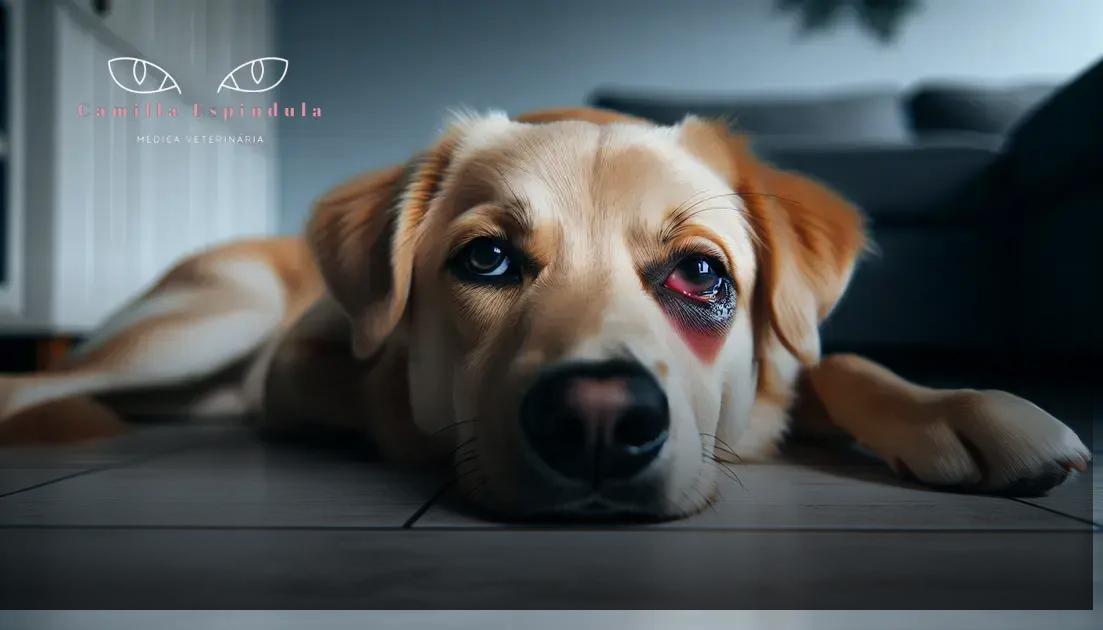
[0,384,1098,612]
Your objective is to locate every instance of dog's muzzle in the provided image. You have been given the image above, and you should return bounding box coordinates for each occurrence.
[520,359,669,486]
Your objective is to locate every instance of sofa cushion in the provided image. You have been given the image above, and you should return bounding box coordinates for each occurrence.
[821,227,1009,349]
[759,143,1000,224]
[591,88,909,144]
[906,83,1054,137]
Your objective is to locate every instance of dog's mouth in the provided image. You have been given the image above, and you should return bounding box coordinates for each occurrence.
[513,494,681,524]
[456,475,711,523]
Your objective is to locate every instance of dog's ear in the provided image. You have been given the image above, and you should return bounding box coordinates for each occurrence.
[307,137,457,358]
[680,118,866,364]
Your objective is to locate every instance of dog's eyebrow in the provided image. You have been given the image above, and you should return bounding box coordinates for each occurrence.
[660,191,743,244]
[495,197,535,234]
[447,198,534,242]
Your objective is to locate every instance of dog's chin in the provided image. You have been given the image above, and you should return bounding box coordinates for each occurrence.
[459,480,715,523]
[524,496,688,524]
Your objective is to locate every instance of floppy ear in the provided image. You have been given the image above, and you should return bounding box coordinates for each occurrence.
[747,156,865,364]
[306,137,456,358]
[681,118,866,364]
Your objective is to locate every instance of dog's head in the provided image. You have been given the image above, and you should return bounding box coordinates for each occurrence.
[308,108,863,519]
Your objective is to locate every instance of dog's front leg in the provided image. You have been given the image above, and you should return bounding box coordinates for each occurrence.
[800,353,1090,495]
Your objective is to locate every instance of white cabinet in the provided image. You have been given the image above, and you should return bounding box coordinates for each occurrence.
[2,0,277,332]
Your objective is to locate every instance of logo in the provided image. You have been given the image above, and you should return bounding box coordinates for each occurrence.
[81,54,320,144]
[217,57,289,94]
[107,56,289,95]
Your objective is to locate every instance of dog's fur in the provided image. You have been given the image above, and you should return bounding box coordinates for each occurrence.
[0,108,1089,519]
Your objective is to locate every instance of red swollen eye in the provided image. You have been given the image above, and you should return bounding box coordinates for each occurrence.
[664,256,723,302]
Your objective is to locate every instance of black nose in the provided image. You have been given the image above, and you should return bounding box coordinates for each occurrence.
[520,360,669,485]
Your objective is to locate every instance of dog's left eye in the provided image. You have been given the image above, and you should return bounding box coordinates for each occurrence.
[664,256,724,301]
[451,237,521,283]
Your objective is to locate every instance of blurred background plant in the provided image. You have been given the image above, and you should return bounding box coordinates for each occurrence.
[777,0,923,42]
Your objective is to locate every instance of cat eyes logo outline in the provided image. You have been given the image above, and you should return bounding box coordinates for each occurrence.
[82,53,321,144]
[107,56,290,95]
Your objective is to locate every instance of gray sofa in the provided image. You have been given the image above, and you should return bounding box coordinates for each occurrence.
[593,66,1100,360]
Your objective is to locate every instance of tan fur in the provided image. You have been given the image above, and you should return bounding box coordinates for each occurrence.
[804,354,1089,488]
[516,107,651,126]
[682,121,865,364]
[306,165,408,358]
[0,107,1087,517]
[147,237,323,327]
[0,397,127,445]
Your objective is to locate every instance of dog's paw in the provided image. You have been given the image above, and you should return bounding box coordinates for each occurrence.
[880,389,1090,497]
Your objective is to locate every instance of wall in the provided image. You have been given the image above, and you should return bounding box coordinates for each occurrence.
[3,0,278,331]
[276,0,1103,232]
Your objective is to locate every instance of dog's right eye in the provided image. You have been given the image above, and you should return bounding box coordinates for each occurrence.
[450,237,521,284]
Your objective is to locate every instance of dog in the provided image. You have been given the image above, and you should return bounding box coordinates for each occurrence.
[0,107,1089,519]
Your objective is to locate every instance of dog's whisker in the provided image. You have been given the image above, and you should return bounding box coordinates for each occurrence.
[706,443,740,462]
[467,479,490,507]
[430,418,479,437]
[452,453,481,468]
[450,464,479,477]
[676,205,747,229]
[663,189,713,242]
[708,457,745,490]
[455,461,493,512]
[451,450,479,467]
[691,483,719,515]
[706,445,739,461]
[701,443,742,467]
[679,470,701,512]
[451,465,484,484]
[678,191,740,216]
[448,436,479,459]
[669,189,713,219]
[707,452,739,467]
[666,189,805,247]
[664,192,746,242]
[677,489,692,514]
[673,492,694,519]
[452,463,481,476]
[735,189,807,209]
[673,465,716,518]
[700,433,743,462]
[709,458,741,483]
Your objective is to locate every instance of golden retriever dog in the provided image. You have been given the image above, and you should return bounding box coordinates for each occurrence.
[0,108,1090,519]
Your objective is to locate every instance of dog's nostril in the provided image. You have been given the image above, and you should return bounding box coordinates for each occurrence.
[548,410,586,447]
[614,408,668,450]
[520,359,669,484]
